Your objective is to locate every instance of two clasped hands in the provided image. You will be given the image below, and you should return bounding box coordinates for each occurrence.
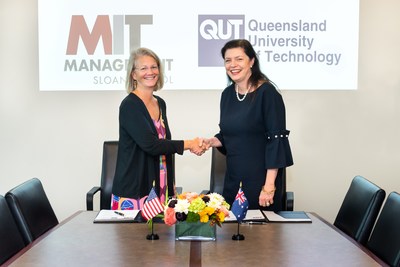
[185,137,219,156]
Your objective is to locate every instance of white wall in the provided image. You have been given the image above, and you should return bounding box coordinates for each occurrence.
[1,0,399,223]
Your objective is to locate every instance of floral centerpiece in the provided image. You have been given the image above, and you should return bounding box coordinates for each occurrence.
[164,192,230,240]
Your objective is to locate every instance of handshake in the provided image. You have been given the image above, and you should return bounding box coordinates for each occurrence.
[185,137,213,156]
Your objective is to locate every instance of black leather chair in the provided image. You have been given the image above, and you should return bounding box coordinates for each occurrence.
[201,147,294,211]
[366,191,400,267]
[0,195,26,264]
[87,141,182,210]
[333,175,386,246]
[5,178,59,245]
[87,141,118,210]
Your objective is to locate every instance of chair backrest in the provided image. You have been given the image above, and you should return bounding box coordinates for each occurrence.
[209,147,226,195]
[334,175,386,245]
[209,147,291,210]
[99,141,119,210]
[5,178,59,245]
[366,191,400,267]
[0,195,26,265]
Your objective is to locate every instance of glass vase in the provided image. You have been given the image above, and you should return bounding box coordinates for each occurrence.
[175,221,216,241]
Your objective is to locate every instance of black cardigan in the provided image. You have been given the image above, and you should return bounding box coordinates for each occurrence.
[112,93,184,199]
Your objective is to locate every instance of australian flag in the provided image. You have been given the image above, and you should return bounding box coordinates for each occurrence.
[231,187,249,222]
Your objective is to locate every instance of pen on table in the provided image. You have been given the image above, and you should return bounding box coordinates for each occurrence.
[244,221,266,225]
[114,211,125,217]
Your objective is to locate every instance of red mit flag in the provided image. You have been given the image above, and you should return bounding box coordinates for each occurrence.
[141,187,164,220]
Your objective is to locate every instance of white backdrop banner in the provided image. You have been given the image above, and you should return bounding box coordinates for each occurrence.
[38,0,359,91]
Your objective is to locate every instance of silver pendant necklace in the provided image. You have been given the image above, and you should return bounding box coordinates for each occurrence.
[236,84,250,102]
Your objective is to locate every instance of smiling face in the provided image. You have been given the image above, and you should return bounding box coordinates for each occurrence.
[223,47,255,85]
[132,55,160,90]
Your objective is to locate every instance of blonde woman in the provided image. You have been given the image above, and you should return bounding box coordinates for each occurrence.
[111,47,202,210]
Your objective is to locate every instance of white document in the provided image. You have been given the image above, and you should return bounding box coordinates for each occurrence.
[225,209,266,222]
[93,209,140,223]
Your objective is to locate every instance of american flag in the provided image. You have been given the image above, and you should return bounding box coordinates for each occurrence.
[231,187,249,222]
[141,187,164,220]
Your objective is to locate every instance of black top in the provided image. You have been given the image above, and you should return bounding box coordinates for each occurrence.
[215,82,293,210]
[112,93,184,199]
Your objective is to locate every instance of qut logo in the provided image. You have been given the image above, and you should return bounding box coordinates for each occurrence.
[199,17,243,40]
[198,15,245,67]
[66,15,153,55]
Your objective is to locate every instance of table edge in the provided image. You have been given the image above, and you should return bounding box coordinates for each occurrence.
[2,211,84,267]
[309,212,388,267]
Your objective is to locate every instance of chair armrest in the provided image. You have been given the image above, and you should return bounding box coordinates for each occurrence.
[286,191,294,211]
[86,186,101,211]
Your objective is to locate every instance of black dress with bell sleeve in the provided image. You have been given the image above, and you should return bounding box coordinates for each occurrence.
[215,82,293,211]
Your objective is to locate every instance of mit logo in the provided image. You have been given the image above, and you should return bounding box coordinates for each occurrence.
[66,15,153,55]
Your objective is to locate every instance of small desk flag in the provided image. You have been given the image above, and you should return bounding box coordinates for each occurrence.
[141,187,164,221]
[231,185,249,222]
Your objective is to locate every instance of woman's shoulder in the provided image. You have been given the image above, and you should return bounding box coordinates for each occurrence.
[258,81,281,96]
[259,81,277,91]
[120,93,145,114]
[221,83,235,96]
[121,93,137,106]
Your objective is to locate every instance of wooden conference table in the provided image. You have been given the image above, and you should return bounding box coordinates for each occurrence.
[4,211,386,267]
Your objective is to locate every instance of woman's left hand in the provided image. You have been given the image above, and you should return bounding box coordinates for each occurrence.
[259,185,275,207]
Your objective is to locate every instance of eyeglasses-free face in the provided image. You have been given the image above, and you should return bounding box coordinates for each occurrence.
[224,47,254,85]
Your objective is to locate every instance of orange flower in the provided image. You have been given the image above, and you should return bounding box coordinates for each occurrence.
[180,192,199,202]
[164,207,177,226]
[219,205,230,217]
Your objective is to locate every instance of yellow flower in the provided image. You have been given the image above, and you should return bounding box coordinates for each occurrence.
[198,207,211,217]
[200,214,209,223]
[204,206,215,215]
[217,211,225,223]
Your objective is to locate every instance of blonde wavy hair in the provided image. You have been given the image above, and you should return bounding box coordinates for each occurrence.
[125,47,164,93]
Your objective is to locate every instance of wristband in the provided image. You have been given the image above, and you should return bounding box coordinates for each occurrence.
[261,186,276,195]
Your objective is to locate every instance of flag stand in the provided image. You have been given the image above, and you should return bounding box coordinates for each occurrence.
[143,181,163,240]
[231,181,247,241]
[146,219,159,240]
[232,222,245,240]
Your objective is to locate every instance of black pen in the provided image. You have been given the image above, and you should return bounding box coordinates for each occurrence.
[114,211,125,217]
[244,221,266,225]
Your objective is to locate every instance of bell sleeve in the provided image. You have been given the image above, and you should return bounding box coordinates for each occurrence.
[262,85,294,169]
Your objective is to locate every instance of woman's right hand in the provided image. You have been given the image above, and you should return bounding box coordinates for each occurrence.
[184,137,205,155]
